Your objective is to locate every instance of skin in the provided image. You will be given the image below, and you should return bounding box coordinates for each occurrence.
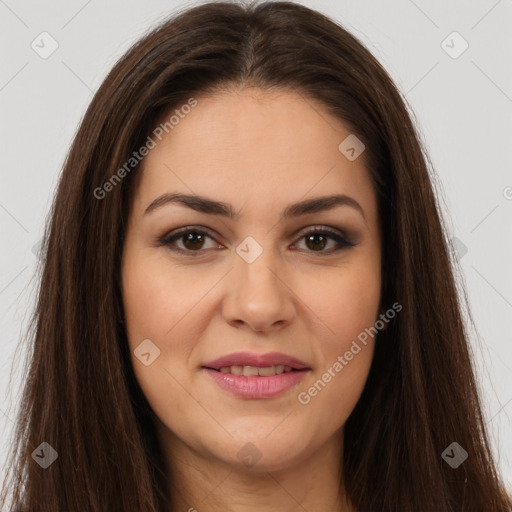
[121,87,382,512]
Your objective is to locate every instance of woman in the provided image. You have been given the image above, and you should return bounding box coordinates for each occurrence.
[2,1,510,511]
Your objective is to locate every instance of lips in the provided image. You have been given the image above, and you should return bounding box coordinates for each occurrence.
[202,351,310,372]
[202,351,311,399]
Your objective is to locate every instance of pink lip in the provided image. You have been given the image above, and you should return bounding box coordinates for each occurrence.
[201,351,311,399]
[202,351,310,371]
[203,368,309,399]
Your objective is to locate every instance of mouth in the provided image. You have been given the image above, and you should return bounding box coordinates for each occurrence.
[201,352,311,399]
[203,364,301,376]
[202,351,311,373]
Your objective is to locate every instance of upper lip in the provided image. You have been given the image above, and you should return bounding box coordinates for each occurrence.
[203,351,310,371]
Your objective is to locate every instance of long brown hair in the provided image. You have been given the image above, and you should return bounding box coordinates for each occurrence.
[2,1,510,510]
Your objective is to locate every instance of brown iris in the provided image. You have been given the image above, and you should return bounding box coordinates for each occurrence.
[305,233,328,251]
[182,232,205,250]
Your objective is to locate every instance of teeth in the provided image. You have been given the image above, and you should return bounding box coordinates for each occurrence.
[217,365,296,376]
[258,365,281,376]
[243,365,259,377]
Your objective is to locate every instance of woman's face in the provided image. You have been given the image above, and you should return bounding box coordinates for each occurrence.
[121,88,381,472]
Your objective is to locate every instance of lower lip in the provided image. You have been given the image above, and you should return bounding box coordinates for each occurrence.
[203,368,309,399]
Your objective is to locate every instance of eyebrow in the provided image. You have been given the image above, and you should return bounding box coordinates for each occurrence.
[144,192,366,221]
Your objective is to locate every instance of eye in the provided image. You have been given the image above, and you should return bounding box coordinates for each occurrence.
[292,226,356,254]
[158,225,356,256]
[158,227,221,255]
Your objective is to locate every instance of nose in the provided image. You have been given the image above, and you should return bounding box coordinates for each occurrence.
[221,243,296,333]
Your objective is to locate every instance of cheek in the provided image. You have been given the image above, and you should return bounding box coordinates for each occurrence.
[294,254,380,424]
[121,251,222,401]
[121,253,202,421]
[303,254,381,350]
[122,252,210,345]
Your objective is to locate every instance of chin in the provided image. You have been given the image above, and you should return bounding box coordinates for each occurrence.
[211,432,310,472]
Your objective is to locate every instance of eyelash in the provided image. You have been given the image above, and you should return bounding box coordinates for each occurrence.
[157,225,356,256]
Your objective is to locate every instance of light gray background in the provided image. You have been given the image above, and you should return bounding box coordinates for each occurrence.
[1,0,511,495]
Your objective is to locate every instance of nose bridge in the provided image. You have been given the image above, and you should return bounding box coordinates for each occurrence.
[234,233,282,294]
[222,233,294,330]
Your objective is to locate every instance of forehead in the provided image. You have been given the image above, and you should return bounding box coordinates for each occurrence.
[132,88,377,221]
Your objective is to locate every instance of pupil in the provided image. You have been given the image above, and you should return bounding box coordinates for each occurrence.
[184,232,204,250]
[306,233,326,251]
